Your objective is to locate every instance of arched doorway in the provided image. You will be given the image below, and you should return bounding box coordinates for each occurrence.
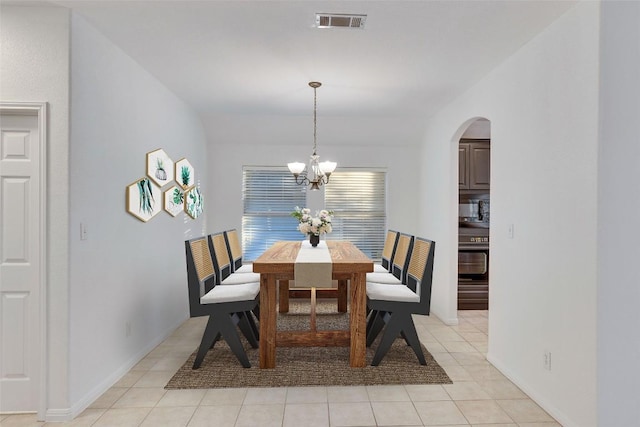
[455,118,491,311]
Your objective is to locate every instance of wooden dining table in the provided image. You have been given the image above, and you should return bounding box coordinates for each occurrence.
[252,240,373,368]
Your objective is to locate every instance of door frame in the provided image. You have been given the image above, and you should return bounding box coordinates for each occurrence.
[0,102,48,419]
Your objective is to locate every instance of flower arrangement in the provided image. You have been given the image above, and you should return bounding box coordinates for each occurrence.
[291,206,334,236]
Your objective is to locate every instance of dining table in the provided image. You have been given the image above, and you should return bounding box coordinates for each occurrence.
[252,240,373,368]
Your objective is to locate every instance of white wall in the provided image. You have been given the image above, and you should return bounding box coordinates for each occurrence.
[68,13,207,416]
[203,114,422,235]
[419,3,599,426]
[0,5,71,417]
[597,2,640,425]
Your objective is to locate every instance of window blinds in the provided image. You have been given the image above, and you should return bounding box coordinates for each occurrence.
[324,170,387,260]
[242,168,306,260]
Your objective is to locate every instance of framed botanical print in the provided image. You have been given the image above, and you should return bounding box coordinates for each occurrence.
[126,177,161,222]
[184,186,203,219]
[163,185,184,217]
[146,148,174,188]
[175,158,195,190]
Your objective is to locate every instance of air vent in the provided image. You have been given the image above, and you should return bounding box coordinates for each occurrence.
[315,13,367,29]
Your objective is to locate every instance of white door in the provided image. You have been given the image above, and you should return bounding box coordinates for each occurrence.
[0,108,44,413]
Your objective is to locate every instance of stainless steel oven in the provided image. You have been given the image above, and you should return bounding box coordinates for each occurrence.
[458,227,489,309]
[458,251,487,275]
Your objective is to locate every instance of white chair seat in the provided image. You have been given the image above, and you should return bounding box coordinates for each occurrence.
[234,264,254,274]
[373,263,389,273]
[366,282,420,303]
[201,282,259,304]
[366,272,402,284]
[221,272,261,285]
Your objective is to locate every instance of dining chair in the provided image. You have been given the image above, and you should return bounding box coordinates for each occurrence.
[209,232,261,284]
[373,229,400,273]
[185,236,260,368]
[366,232,414,285]
[224,229,254,274]
[365,236,435,366]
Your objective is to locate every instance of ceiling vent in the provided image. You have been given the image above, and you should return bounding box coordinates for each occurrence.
[315,13,367,29]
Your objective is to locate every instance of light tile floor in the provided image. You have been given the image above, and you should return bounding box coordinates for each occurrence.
[1,309,561,427]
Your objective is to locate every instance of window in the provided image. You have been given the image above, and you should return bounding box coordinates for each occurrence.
[324,170,387,260]
[242,167,306,260]
[242,167,387,261]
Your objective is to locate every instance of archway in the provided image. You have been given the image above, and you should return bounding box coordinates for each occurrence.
[451,118,491,314]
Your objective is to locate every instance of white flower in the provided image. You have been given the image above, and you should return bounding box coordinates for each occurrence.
[292,207,335,236]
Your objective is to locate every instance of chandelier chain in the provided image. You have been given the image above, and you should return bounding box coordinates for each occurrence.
[313,85,317,155]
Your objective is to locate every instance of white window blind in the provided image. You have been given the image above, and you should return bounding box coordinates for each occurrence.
[324,170,386,260]
[242,168,306,260]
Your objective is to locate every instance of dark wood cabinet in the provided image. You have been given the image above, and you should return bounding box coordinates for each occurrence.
[459,139,490,190]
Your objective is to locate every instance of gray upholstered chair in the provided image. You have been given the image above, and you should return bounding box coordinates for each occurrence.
[224,229,254,274]
[365,236,435,366]
[373,229,400,273]
[366,232,414,285]
[185,236,259,368]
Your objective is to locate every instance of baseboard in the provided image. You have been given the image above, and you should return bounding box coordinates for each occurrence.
[65,314,189,422]
[430,306,458,325]
[45,407,73,422]
[486,352,578,427]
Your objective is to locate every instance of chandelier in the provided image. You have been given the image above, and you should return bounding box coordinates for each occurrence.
[288,82,337,190]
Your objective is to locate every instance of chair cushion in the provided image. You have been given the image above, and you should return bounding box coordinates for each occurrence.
[234,264,254,274]
[201,282,259,304]
[366,272,402,284]
[221,272,261,285]
[373,263,389,273]
[366,282,420,303]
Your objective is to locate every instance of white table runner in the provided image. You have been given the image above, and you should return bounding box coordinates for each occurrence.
[294,240,333,288]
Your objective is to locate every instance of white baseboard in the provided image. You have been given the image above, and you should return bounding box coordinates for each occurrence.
[486,351,578,427]
[45,407,73,422]
[431,306,458,325]
[62,314,189,422]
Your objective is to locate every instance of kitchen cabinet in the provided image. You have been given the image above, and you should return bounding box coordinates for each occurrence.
[459,139,490,190]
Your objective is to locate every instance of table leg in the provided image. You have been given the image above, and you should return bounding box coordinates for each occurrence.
[349,272,367,367]
[337,279,348,313]
[278,280,289,313]
[259,274,277,368]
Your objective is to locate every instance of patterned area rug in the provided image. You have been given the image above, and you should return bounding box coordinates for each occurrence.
[165,300,452,389]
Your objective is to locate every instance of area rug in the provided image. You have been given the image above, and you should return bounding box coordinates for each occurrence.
[165,300,452,389]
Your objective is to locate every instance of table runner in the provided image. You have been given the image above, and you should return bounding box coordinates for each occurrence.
[294,240,332,288]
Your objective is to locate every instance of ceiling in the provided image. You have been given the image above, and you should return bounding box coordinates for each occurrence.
[51,0,575,121]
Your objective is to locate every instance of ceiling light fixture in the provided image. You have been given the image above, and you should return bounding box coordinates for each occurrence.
[288,82,337,191]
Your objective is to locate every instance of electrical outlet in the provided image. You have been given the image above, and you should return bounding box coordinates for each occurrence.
[543,350,552,371]
[80,222,88,240]
[508,223,515,239]
[126,321,132,337]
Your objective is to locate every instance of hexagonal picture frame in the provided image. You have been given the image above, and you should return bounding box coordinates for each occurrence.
[146,148,174,188]
[175,157,195,190]
[184,186,203,219]
[126,177,161,222]
[163,185,185,217]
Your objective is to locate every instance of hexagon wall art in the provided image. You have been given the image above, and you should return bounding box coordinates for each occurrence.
[184,186,203,219]
[163,185,184,217]
[126,177,161,222]
[146,148,174,188]
[175,158,195,190]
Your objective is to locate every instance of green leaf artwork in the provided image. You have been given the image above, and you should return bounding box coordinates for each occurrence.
[181,165,191,187]
[172,187,184,204]
[137,178,155,214]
